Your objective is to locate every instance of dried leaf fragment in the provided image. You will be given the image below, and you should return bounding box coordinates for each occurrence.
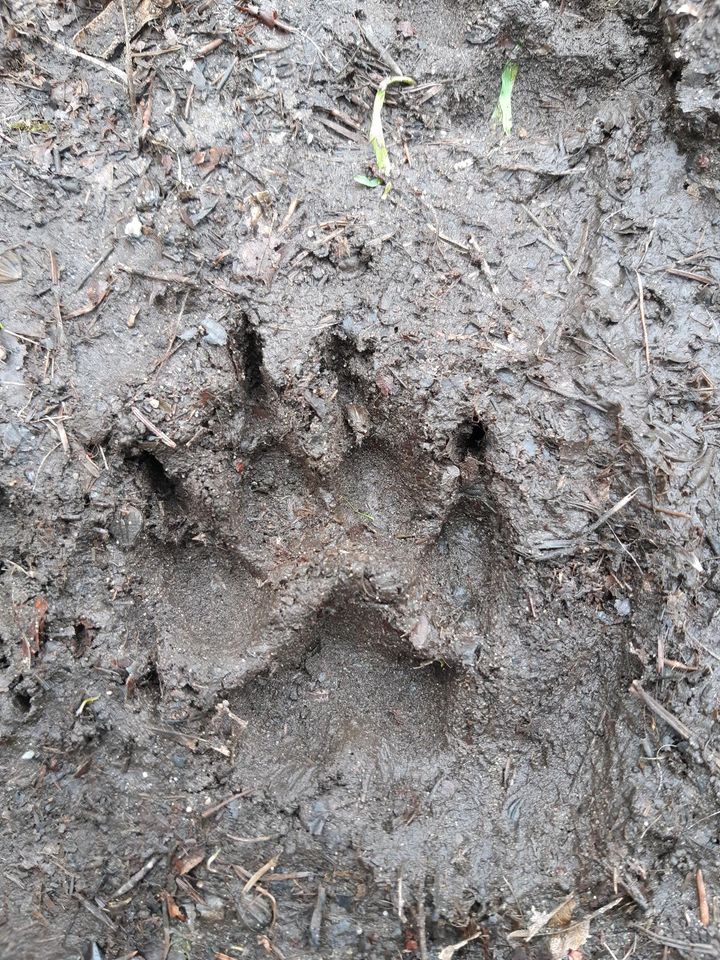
[22,596,49,659]
[162,891,188,922]
[0,249,23,284]
[172,846,205,876]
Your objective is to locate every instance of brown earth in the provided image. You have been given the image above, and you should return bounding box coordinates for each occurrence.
[1,1,720,958]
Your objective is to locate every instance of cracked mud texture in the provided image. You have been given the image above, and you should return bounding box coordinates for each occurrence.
[2,0,720,958]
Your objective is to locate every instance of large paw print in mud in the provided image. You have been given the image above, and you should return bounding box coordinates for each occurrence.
[118,318,633,909]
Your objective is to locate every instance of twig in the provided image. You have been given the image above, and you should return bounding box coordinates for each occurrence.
[73,892,116,929]
[635,270,651,368]
[636,501,692,519]
[696,869,710,927]
[426,223,471,252]
[1,558,36,578]
[690,635,720,664]
[438,930,484,960]
[630,680,720,774]
[242,854,279,894]
[309,884,325,947]
[239,3,293,32]
[664,267,716,286]
[417,893,428,960]
[37,36,128,87]
[510,898,624,943]
[161,893,171,960]
[316,116,363,142]
[109,854,161,901]
[119,0,136,115]
[117,263,198,287]
[77,245,113,291]
[633,925,717,955]
[523,488,639,560]
[216,56,237,91]
[520,203,573,273]
[358,21,403,75]
[131,407,177,448]
[200,789,251,819]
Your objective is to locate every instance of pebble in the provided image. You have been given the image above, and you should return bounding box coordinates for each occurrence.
[202,318,228,347]
[124,215,143,238]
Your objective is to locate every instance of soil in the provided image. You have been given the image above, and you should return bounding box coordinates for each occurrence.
[1,1,720,958]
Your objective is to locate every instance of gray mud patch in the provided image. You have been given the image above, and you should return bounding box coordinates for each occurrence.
[2,0,720,958]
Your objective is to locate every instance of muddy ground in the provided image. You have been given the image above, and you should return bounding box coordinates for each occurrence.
[1,0,720,957]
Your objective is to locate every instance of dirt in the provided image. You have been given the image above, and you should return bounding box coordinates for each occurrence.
[1,0,720,958]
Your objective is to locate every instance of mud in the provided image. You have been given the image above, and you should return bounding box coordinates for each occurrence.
[2,0,720,958]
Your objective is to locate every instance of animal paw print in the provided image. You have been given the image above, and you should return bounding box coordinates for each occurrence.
[120,316,629,907]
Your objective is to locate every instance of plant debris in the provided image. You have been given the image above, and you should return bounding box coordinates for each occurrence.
[366,73,415,195]
[491,60,519,135]
[0,249,23,283]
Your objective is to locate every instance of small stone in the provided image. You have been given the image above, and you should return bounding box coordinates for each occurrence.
[202,318,228,347]
[21,750,35,761]
[124,215,143,238]
[110,505,144,548]
[615,597,631,617]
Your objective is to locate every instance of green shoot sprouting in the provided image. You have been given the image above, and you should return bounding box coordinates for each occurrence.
[492,61,519,136]
[363,74,415,196]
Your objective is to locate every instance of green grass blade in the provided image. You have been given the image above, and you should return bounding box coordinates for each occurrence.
[491,61,519,136]
[366,74,415,194]
[354,174,383,188]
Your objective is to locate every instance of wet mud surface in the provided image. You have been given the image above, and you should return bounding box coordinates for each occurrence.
[2,0,720,957]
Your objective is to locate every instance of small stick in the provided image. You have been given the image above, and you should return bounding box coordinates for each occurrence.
[216,56,237,91]
[665,267,715,286]
[38,36,128,86]
[697,869,710,927]
[358,21,403,75]
[119,0,136,115]
[309,884,325,947]
[77,245,113,291]
[416,894,428,960]
[426,223,471,252]
[239,3,294,32]
[109,854,161,901]
[636,501,692,519]
[200,789,251,819]
[131,407,177,448]
[631,681,720,773]
[438,930,484,960]
[633,925,717,955]
[692,636,720,664]
[635,270,651,367]
[664,658,699,672]
[197,37,224,57]
[117,263,198,287]
[521,203,573,273]
[73,892,116,929]
[242,854,279,894]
